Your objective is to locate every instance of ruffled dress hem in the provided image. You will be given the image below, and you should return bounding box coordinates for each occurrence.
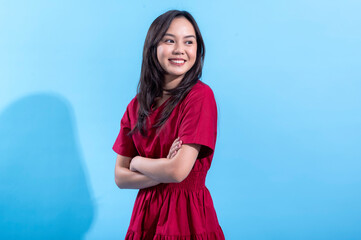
[125,226,225,240]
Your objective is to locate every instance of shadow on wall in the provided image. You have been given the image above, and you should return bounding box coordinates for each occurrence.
[0,93,94,239]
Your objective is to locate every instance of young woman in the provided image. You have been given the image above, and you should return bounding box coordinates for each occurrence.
[113,10,225,239]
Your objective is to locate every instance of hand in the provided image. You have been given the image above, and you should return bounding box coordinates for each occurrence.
[167,137,182,159]
[129,156,140,172]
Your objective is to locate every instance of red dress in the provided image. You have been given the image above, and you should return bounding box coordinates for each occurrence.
[113,80,225,240]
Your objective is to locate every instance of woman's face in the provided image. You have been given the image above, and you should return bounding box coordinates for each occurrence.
[157,17,197,83]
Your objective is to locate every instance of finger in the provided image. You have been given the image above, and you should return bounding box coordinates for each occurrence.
[168,138,181,159]
[172,140,180,147]
[171,150,177,158]
[170,140,179,150]
[171,141,179,149]
[168,150,175,158]
[171,140,181,150]
[170,143,181,153]
[172,144,182,155]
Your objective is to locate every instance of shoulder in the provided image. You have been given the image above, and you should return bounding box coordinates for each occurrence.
[191,80,214,95]
[178,80,217,117]
[182,80,216,107]
[183,80,216,105]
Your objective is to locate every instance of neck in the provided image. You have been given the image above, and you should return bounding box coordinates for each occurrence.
[163,74,184,94]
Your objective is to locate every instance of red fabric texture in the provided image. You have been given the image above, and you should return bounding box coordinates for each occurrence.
[113,80,225,239]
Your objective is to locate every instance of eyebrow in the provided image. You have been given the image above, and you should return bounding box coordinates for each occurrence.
[164,33,196,39]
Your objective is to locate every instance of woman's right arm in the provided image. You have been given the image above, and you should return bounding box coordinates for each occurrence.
[114,154,161,189]
[114,137,182,189]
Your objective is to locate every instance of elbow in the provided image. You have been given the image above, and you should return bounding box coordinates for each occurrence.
[115,176,130,189]
[167,159,191,183]
[115,176,124,189]
[114,168,127,189]
[170,169,189,183]
[173,175,185,183]
[166,164,183,183]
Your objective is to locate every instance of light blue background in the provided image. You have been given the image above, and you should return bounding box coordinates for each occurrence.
[1,0,361,239]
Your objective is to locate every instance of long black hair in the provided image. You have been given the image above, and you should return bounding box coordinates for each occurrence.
[129,10,205,137]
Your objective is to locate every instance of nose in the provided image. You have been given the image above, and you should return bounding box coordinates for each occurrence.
[173,42,185,55]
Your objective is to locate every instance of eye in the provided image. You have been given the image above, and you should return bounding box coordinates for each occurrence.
[185,41,193,44]
[165,39,174,43]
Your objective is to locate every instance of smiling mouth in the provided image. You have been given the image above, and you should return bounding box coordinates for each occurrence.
[169,59,186,65]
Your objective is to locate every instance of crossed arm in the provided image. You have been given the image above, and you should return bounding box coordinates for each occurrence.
[114,139,201,189]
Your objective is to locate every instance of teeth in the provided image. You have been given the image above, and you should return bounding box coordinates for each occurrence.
[170,60,185,63]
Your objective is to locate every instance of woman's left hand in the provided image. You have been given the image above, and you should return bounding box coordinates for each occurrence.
[167,137,182,159]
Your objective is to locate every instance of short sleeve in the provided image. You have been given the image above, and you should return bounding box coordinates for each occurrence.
[178,85,218,159]
[112,103,138,158]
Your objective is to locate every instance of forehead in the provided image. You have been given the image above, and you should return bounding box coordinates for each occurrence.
[165,17,195,36]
